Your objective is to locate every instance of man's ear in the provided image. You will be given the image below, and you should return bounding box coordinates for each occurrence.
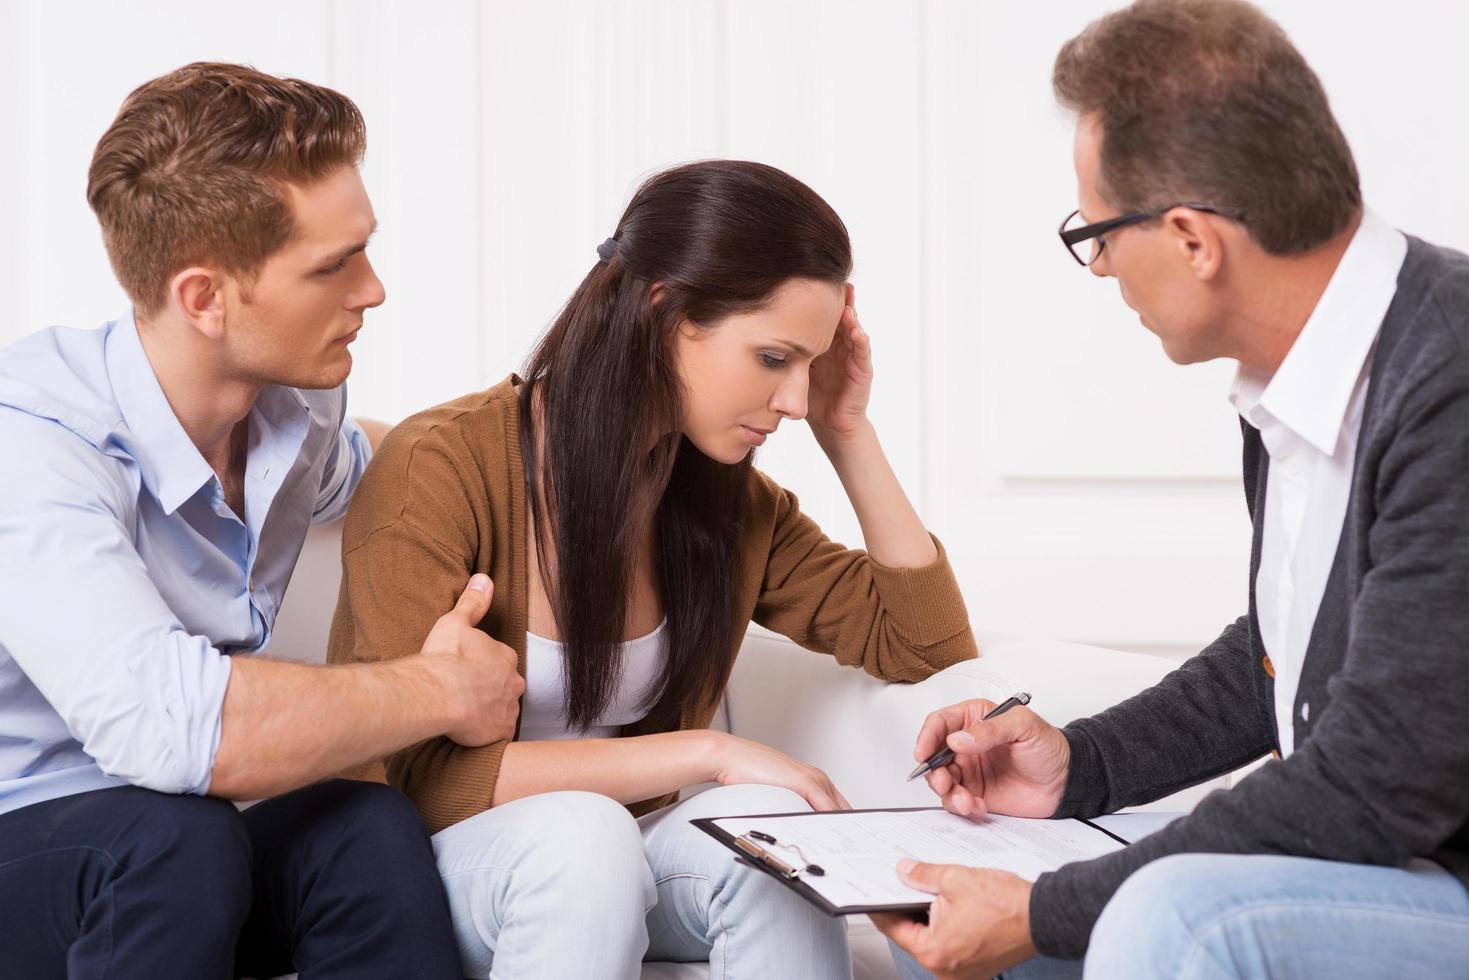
[168,267,227,340]
[1164,208,1224,283]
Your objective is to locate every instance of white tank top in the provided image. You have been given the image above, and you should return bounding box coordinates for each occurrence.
[519,619,669,740]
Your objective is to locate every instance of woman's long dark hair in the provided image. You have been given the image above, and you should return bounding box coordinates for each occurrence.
[520,160,852,732]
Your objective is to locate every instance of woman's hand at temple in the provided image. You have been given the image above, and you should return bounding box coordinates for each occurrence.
[802,284,938,568]
[806,284,874,449]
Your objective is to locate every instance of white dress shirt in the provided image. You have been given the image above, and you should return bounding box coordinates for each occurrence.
[1229,209,1407,756]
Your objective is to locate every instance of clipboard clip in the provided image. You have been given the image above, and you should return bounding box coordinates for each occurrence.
[733,832,825,879]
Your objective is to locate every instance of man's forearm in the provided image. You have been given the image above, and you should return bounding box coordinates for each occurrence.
[1054,615,1270,817]
[208,655,455,800]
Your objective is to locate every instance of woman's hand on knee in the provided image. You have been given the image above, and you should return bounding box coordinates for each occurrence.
[708,733,851,811]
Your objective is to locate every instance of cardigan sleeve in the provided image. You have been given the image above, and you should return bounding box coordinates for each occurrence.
[1030,351,1469,959]
[749,470,977,681]
[326,421,512,834]
[1049,614,1273,822]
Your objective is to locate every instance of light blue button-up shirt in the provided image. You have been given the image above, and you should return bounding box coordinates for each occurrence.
[0,311,370,815]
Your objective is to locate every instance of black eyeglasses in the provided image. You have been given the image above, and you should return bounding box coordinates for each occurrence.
[1058,203,1244,266]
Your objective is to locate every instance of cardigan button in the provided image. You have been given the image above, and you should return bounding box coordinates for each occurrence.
[1262,654,1276,678]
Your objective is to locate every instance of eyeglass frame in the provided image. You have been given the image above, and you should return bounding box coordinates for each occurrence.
[1058,203,1245,267]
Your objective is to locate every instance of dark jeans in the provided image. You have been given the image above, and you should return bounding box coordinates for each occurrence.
[0,779,463,979]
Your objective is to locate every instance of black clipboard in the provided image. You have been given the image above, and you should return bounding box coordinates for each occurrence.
[692,805,1131,918]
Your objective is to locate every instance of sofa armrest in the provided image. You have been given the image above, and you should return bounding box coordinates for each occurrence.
[263,520,344,666]
[723,626,1227,813]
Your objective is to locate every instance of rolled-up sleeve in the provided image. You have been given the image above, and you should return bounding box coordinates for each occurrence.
[313,391,372,525]
[0,412,232,795]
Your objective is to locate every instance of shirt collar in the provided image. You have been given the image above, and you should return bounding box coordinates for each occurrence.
[105,310,216,514]
[1229,208,1407,454]
[254,379,313,433]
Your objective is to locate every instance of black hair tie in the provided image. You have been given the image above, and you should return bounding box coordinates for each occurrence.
[596,237,619,262]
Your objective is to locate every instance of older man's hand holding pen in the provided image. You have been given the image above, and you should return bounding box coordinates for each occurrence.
[913,696,1072,821]
[871,697,1075,978]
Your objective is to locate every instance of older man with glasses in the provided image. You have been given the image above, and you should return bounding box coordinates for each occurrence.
[876,1,1469,978]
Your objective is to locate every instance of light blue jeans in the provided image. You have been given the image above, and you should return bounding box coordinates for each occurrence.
[890,943,1078,980]
[431,783,851,979]
[892,853,1469,979]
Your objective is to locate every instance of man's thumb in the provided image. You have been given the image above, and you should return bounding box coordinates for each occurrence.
[451,574,494,622]
[897,859,946,895]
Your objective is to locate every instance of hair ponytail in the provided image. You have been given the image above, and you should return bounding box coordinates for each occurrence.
[521,160,851,731]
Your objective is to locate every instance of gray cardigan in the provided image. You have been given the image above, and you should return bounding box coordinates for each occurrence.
[1030,236,1469,960]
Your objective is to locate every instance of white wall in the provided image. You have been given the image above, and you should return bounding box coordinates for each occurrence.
[3,0,1466,658]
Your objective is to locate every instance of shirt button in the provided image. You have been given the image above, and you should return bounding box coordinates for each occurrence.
[1301,701,1310,722]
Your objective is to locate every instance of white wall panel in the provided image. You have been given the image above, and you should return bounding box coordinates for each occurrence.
[479,0,601,384]
[326,0,486,423]
[0,2,41,334]
[721,0,927,548]
[919,0,1469,656]
[949,0,1243,482]
[478,0,724,394]
[921,0,1247,656]
[1273,1,1469,252]
[3,0,1467,660]
[4,1,335,336]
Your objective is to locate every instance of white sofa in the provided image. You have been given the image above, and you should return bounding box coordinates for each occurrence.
[264,523,1228,979]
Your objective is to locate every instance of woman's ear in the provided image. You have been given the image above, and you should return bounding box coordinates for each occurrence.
[654,282,700,340]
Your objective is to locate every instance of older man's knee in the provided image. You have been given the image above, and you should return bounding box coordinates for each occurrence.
[1088,854,1221,964]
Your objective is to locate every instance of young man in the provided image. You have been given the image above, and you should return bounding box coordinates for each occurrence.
[877,1,1469,977]
[0,63,523,979]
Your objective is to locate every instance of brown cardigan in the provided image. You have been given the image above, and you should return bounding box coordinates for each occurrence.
[327,375,978,834]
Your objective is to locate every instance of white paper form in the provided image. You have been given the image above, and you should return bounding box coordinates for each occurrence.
[711,809,1125,911]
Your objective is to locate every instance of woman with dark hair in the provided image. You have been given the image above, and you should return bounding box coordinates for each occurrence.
[329,159,976,978]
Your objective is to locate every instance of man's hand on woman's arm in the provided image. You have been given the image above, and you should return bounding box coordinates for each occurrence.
[208,574,523,800]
